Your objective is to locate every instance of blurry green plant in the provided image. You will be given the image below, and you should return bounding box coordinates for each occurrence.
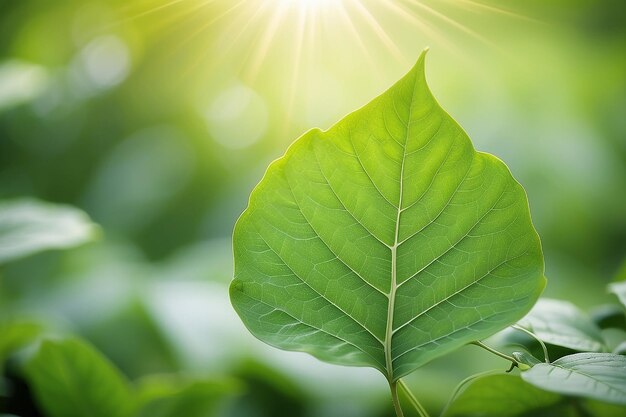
[0,199,237,417]
[230,50,626,416]
[0,52,624,417]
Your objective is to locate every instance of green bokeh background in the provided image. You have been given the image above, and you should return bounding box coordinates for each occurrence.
[1,0,625,416]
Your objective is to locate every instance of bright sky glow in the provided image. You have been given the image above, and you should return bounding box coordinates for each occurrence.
[117,0,534,140]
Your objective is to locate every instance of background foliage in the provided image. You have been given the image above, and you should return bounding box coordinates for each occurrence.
[1,1,625,416]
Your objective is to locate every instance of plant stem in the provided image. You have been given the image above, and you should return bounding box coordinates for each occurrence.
[470,341,518,367]
[512,324,550,363]
[398,379,430,417]
[390,381,405,417]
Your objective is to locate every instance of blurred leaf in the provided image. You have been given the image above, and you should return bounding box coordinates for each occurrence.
[613,342,626,355]
[441,373,561,417]
[492,327,575,363]
[230,50,545,382]
[583,398,626,417]
[591,304,626,330]
[518,298,607,352]
[0,321,41,371]
[0,199,99,264]
[228,360,310,417]
[609,282,626,309]
[135,374,237,417]
[520,353,626,405]
[26,338,135,417]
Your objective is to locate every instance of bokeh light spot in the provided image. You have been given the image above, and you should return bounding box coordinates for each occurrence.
[204,83,269,149]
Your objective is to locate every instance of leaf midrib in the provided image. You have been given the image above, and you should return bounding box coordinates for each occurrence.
[385,79,418,382]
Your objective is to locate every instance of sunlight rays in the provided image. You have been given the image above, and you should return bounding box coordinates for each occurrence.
[111,0,536,135]
[118,0,534,84]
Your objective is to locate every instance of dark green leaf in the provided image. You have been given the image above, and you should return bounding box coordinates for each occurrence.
[520,353,626,405]
[441,373,561,417]
[26,338,135,417]
[135,374,238,417]
[230,50,545,382]
[591,304,626,330]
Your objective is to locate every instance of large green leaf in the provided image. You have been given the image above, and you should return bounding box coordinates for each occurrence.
[26,338,135,417]
[0,199,99,264]
[230,50,545,382]
[517,298,607,352]
[520,353,626,405]
[441,373,561,417]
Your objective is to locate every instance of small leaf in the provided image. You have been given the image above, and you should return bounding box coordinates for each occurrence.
[0,199,99,264]
[441,373,561,417]
[609,282,626,310]
[512,351,542,370]
[230,50,545,382]
[26,338,135,417]
[518,298,607,352]
[520,353,626,405]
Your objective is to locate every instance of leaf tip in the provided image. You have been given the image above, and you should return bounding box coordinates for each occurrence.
[416,47,429,68]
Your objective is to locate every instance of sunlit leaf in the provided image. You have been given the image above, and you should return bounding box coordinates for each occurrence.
[230,50,545,381]
[441,373,561,417]
[520,353,626,405]
[0,199,99,264]
[517,298,607,352]
[26,338,135,417]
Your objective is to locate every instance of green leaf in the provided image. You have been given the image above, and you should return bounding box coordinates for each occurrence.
[230,50,545,381]
[583,398,626,417]
[441,373,561,417]
[135,375,238,417]
[26,338,135,417]
[609,282,626,310]
[512,351,542,370]
[517,298,607,352]
[520,353,626,405]
[0,321,41,371]
[0,199,99,264]
[614,342,626,355]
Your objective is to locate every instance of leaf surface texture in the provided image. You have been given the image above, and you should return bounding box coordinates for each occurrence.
[231,50,545,381]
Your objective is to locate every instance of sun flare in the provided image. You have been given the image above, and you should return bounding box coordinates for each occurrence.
[117,0,535,134]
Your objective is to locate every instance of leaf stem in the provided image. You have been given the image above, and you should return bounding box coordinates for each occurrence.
[470,341,518,367]
[390,381,405,417]
[512,324,550,363]
[398,379,430,417]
